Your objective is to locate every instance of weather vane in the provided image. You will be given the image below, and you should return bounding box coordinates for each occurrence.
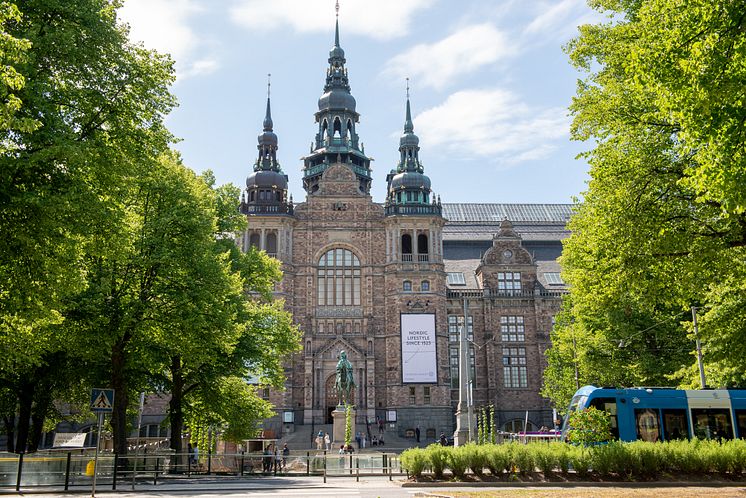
[336,0,339,17]
[267,73,271,99]
[406,77,410,99]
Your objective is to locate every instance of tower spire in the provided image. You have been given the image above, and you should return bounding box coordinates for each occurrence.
[263,73,273,131]
[404,78,413,133]
[335,0,340,47]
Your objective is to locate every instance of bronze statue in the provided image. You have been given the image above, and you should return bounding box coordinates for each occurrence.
[335,350,355,406]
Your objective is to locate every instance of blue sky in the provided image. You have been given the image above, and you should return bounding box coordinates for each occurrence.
[119,0,602,205]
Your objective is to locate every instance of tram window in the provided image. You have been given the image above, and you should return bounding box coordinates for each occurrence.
[590,397,619,439]
[635,408,661,442]
[690,408,734,440]
[662,409,688,440]
[736,410,746,439]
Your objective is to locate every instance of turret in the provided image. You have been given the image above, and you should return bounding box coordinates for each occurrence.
[301,1,372,195]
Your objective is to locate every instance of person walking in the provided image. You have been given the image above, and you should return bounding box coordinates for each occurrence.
[315,431,324,450]
[415,425,421,443]
[439,432,448,446]
[324,432,330,451]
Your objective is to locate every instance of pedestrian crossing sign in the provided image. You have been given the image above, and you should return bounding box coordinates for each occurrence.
[90,388,114,413]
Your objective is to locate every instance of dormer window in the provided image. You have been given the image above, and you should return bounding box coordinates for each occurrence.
[447,272,466,286]
[545,272,564,285]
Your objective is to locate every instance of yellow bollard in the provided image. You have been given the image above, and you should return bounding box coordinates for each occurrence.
[86,460,95,476]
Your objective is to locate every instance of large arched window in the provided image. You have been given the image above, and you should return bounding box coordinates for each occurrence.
[317,248,361,306]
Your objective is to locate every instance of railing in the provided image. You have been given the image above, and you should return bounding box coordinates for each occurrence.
[417,254,429,263]
[240,203,293,215]
[385,204,442,216]
[401,254,413,262]
[447,288,568,299]
[0,450,404,492]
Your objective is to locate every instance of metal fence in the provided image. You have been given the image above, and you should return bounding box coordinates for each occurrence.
[0,450,403,491]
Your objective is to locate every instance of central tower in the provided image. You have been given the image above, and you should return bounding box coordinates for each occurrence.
[302,5,372,195]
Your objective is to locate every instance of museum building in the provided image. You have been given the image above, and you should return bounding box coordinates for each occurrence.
[238,16,573,441]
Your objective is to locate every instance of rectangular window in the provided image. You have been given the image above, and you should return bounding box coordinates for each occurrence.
[736,410,746,439]
[502,347,527,388]
[423,386,431,405]
[500,316,525,342]
[449,346,459,388]
[421,280,430,292]
[690,408,734,440]
[447,272,466,285]
[662,409,689,440]
[635,408,661,442]
[497,272,522,295]
[403,280,412,292]
[409,386,416,405]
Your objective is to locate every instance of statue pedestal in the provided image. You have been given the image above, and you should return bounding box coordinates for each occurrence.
[331,405,355,446]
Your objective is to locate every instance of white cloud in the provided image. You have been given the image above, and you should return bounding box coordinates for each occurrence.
[230,0,434,40]
[523,0,601,41]
[382,24,515,90]
[414,88,569,165]
[119,0,218,81]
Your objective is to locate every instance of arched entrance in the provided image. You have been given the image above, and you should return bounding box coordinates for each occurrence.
[325,373,354,424]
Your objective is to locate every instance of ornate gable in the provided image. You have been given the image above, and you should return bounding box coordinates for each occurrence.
[318,162,363,196]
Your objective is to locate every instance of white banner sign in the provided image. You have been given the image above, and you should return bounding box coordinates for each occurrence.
[401,313,437,383]
[53,432,87,447]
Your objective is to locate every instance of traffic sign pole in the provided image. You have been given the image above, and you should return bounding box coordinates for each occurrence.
[91,412,103,497]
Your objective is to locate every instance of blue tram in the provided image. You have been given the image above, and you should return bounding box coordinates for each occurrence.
[562,385,746,442]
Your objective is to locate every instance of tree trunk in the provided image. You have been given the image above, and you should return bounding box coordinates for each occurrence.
[3,414,15,453]
[169,355,185,471]
[28,388,52,452]
[15,380,34,454]
[110,340,129,455]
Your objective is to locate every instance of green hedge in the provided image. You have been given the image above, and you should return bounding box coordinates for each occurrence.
[401,440,746,481]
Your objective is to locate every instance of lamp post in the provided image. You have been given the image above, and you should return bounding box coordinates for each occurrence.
[453,296,472,446]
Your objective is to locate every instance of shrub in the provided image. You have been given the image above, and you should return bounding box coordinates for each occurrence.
[401,447,427,478]
[570,447,592,478]
[627,441,664,479]
[485,442,511,476]
[566,407,613,445]
[427,443,449,479]
[726,439,746,474]
[512,443,535,474]
[553,442,571,474]
[463,443,488,478]
[591,441,629,477]
[448,445,471,479]
[532,443,558,475]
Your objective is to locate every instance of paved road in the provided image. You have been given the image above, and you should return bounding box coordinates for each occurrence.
[5,476,746,498]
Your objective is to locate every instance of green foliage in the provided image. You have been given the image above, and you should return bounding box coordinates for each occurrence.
[567,407,613,445]
[533,443,558,475]
[446,445,469,479]
[462,443,487,478]
[543,0,746,406]
[401,439,746,480]
[485,443,511,476]
[400,447,427,478]
[344,402,352,447]
[427,443,449,479]
[511,443,535,474]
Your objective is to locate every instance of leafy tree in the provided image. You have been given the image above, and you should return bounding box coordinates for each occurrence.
[0,0,174,452]
[543,0,746,408]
